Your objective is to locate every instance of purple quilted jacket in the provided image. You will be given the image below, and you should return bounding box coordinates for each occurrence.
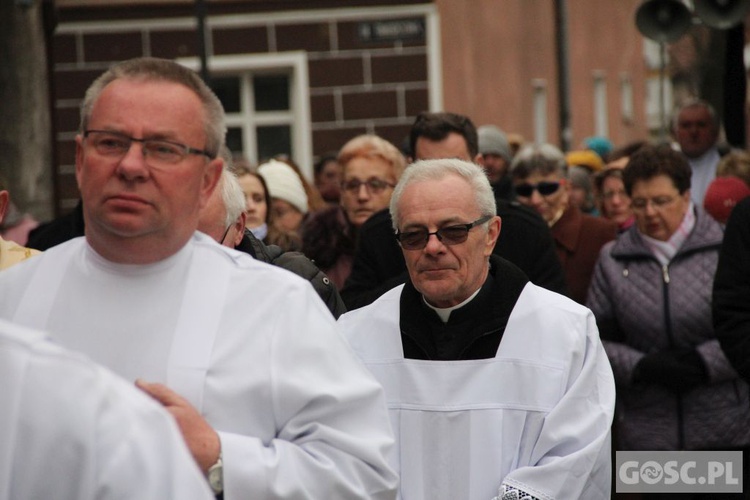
[587,207,750,450]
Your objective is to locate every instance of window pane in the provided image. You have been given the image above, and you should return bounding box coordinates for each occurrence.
[226,127,244,156]
[213,77,241,113]
[254,75,289,111]
[257,125,291,161]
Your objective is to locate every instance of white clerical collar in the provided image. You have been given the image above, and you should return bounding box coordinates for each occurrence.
[423,287,482,323]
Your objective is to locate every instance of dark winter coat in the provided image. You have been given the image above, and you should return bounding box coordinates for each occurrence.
[714,197,750,381]
[236,230,347,319]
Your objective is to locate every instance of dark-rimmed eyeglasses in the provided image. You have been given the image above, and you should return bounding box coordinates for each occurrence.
[342,178,396,194]
[84,130,215,165]
[514,181,561,198]
[395,215,492,250]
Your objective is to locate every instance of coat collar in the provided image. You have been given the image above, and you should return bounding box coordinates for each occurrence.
[550,206,582,253]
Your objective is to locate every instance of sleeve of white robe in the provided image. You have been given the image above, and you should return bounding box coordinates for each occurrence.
[498,310,616,500]
[218,279,398,499]
[0,319,214,500]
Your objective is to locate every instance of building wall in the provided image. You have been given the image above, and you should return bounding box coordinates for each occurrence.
[435,0,649,150]
[51,1,435,212]
[50,0,654,214]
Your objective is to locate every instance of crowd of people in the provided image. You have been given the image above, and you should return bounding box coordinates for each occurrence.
[1,56,750,499]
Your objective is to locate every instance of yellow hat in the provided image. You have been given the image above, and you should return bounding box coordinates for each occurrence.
[566,150,604,173]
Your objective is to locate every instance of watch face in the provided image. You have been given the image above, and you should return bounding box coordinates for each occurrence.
[208,461,223,494]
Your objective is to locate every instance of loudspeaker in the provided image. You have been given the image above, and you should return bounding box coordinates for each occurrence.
[636,0,693,43]
[694,0,750,29]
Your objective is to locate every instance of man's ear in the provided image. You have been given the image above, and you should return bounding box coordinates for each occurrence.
[484,215,501,256]
[474,153,485,167]
[199,159,224,210]
[0,190,9,224]
[232,212,246,247]
[75,134,85,188]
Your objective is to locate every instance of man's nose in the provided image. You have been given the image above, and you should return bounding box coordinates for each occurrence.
[115,142,149,179]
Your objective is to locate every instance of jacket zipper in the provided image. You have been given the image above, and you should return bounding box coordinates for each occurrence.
[662,264,685,449]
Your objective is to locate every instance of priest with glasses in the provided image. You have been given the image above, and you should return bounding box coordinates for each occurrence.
[338,158,615,500]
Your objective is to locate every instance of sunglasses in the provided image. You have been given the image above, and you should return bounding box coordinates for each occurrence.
[395,215,492,250]
[514,181,561,198]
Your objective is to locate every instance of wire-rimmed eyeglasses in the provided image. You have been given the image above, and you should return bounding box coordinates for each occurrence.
[630,196,676,211]
[84,130,215,165]
[341,178,396,195]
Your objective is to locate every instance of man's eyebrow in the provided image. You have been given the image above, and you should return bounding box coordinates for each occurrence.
[139,130,183,141]
[401,217,464,230]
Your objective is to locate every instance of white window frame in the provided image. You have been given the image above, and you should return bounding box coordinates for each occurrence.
[620,72,634,125]
[593,70,608,138]
[178,52,313,179]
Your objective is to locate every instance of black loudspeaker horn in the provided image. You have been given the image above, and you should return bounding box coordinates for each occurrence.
[694,0,750,29]
[636,0,693,43]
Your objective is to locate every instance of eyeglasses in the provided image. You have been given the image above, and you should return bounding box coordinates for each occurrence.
[630,196,675,211]
[395,215,492,250]
[514,181,561,198]
[602,189,628,200]
[342,178,396,194]
[84,130,214,165]
[217,224,233,245]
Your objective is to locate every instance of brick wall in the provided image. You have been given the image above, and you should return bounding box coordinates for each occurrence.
[50,2,433,213]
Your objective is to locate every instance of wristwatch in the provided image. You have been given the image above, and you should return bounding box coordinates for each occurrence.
[207,452,223,495]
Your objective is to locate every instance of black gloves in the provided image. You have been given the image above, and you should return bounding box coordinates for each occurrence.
[633,348,709,393]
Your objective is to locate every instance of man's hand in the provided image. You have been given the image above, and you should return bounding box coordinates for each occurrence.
[136,379,221,473]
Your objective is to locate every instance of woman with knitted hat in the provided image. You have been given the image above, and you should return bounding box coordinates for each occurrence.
[258,158,310,234]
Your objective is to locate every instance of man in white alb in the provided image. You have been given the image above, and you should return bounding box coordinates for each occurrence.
[338,158,615,499]
[0,57,396,499]
[672,99,721,206]
[0,318,214,500]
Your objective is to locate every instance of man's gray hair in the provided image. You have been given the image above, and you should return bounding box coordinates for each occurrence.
[219,168,247,228]
[671,98,719,132]
[79,57,226,158]
[510,143,567,180]
[389,158,496,230]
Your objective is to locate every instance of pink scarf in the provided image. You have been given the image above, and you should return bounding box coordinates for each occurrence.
[640,202,696,266]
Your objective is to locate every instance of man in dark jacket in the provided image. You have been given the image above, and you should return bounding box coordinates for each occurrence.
[26,199,86,250]
[341,112,566,310]
[714,196,750,380]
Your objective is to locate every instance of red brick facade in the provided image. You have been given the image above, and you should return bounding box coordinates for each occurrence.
[51,1,432,211]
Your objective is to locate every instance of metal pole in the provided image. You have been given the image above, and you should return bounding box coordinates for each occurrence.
[195,0,210,84]
[660,42,667,142]
[554,0,572,152]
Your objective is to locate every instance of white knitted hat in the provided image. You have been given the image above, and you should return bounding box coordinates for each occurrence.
[257,159,309,214]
